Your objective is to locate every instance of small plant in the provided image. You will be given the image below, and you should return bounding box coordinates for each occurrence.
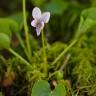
[31,80,66,96]
[1,0,96,96]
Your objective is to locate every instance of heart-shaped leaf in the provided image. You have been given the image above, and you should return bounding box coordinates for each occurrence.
[9,13,26,30]
[52,83,66,96]
[0,33,10,49]
[31,80,51,96]
[0,18,19,37]
[76,8,96,38]
[45,0,68,15]
[9,13,23,25]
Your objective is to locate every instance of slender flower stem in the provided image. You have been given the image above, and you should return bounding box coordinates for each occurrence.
[8,48,31,66]
[42,29,47,74]
[23,0,32,62]
[52,39,78,65]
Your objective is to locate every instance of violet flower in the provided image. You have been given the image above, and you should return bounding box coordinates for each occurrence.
[31,7,50,36]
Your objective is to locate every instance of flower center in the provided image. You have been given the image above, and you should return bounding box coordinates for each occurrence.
[37,22,43,28]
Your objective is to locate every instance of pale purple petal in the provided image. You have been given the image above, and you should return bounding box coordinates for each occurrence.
[36,28,41,36]
[36,22,44,36]
[32,7,41,19]
[31,20,37,27]
[40,12,50,23]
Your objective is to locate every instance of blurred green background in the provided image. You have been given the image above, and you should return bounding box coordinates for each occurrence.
[0,0,96,96]
[0,0,95,42]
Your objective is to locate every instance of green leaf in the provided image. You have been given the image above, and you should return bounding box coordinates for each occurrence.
[0,33,10,49]
[52,83,66,96]
[0,18,19,36]
[76,8,96,38]
[31,80,51,96]
[9,13,23,29]
[45,0,68,15]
